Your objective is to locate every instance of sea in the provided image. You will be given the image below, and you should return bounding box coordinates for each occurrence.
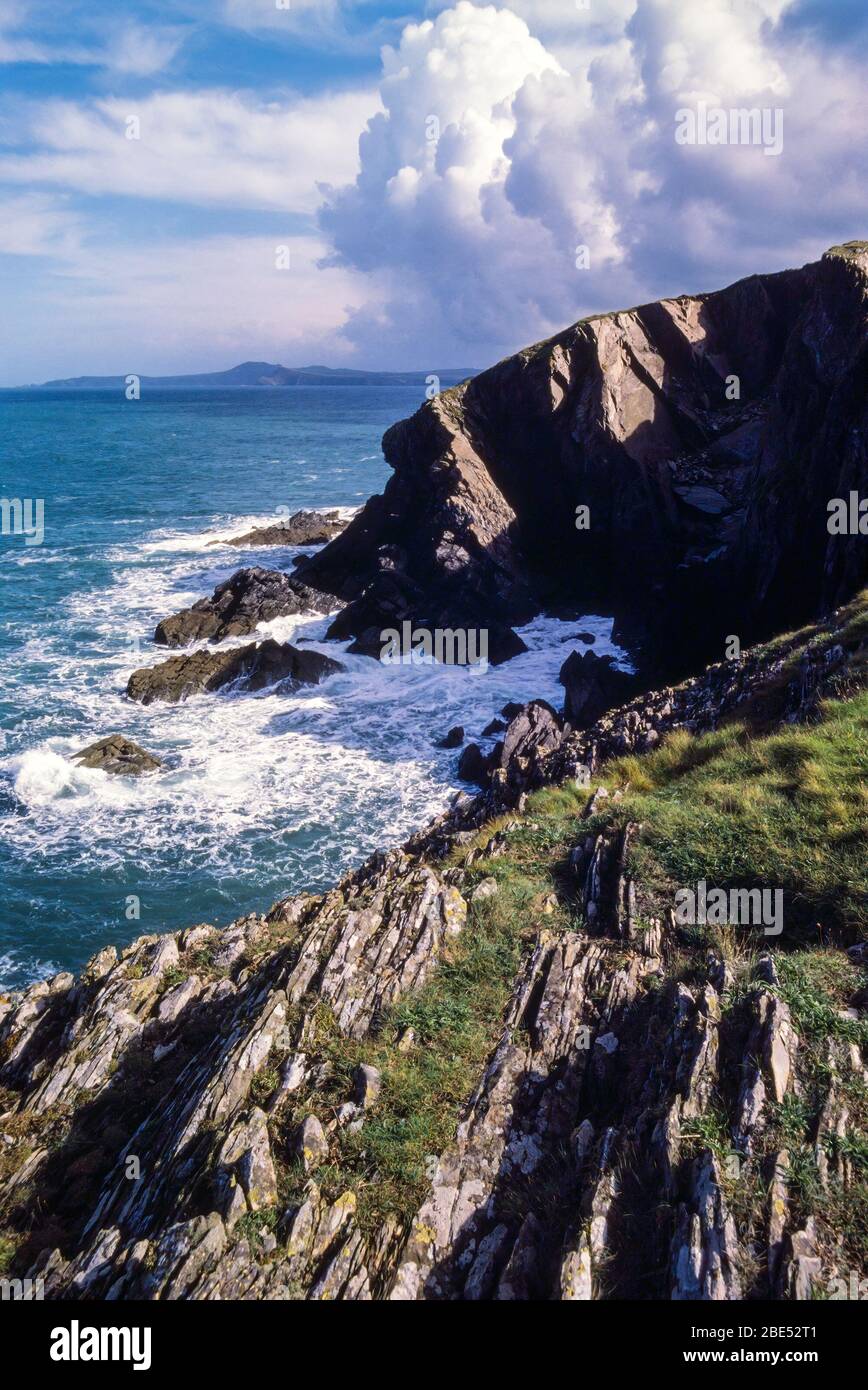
[0,385,629,989]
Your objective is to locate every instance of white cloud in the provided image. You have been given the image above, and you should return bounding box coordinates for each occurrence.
[0,190,83,257]
[317,0,868,365]
[0,87,379,212]
[0,4,184,73]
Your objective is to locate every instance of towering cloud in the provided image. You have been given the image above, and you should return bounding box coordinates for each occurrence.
[318,0,868,365]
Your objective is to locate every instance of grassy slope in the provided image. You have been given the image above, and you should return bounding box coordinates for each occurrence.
[266,598,867,1271]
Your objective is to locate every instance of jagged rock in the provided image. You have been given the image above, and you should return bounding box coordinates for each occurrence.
[470,878,498,903]
[481,718,507,736]
[211,510,347,549]
[295,1115,329,1173]
[216,1108,278,1224]
[127,639,343,705]
[154,567,336,647]
[671,1151,742,1300]
[179,923,217,952]
[352,1064,381,1110]
[767,1150,789,1289]
[733,990,797,1154]
[777,1219,822,1300]
[71,735,162,776]
[157,975,201,1025]
[268,1054,308,1112]
[457,742,497,785]
[321,567,527,666]
[560,1238,593,1300]
[559,650,635,728]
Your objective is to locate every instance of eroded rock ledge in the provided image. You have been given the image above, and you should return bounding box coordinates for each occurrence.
[127,638,344,705]
[154,568,336,649]
[210,510,347,549]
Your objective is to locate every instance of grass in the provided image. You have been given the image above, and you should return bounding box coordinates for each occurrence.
[271,845,575,1233]
[573,691,868,943]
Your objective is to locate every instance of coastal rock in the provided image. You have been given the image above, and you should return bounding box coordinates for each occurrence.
[496,701,563,784]
[127,639,343,705]
[1,604,863,1302]
[558,650,636,728]
[324,569,528,666]
[71,735,162,776]
[154,567,336,648]
[294,1115,329,1174]
[436,726,464,749]
[211,510,347,549]
[298,245,868,675]
[457,742,499,786]
[352,1065,381,1110]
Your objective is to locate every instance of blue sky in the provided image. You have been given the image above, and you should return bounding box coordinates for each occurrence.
[0,0,866,383]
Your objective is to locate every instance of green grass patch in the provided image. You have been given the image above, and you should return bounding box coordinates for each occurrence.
[569,692,868,941]
[277,841,578,1233]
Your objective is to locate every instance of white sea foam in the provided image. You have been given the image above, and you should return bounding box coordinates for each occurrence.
[139,505,360,555]
[0,509,630,984]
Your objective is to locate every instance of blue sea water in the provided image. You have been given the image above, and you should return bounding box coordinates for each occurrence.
[0,386,628,989]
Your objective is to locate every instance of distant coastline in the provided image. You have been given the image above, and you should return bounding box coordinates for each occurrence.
[15,361,479,391]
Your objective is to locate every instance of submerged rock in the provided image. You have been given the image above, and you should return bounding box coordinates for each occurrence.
[127,638,344,705]
[71,735,162,776]
[154,567,336,648]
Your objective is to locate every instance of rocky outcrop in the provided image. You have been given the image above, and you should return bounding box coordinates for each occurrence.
[413,595,864,851]
[71,735,162,776]
[321,568,528,664]
[211,510,347,549]
[126,639,343,705]
[0,850,465,1298]
[298,244,868,677]
[154,568,336,648]
[559,650,636,728]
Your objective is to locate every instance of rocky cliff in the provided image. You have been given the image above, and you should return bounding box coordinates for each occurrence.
[300,243,868,675]
[2,593,864,1300]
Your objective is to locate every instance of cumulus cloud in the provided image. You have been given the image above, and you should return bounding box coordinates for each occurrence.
[4,0,866,379]
[317,0,868,366]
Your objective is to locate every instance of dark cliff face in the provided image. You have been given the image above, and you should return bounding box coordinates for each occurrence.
[300,243,868,677]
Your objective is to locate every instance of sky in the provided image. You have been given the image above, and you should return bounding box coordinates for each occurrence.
[0,0,866,383]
